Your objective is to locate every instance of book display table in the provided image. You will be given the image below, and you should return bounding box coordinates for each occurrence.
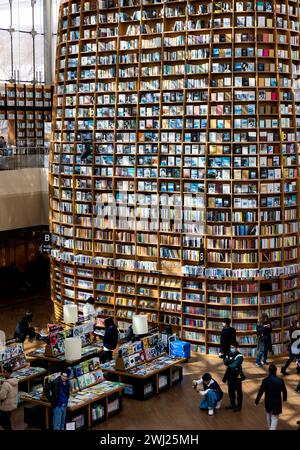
[101,355,185,400]
[20,380,125,430]
[0,341,47,392]
[0,366,47,393]
[27,342,103,371]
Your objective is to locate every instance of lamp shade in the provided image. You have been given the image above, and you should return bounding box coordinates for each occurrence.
[132,314,148,335]
[63,304,78,324]
[0,330,5,351]
[64,337,81,362]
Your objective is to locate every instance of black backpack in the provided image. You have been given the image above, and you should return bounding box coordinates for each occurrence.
[43,379,55,403]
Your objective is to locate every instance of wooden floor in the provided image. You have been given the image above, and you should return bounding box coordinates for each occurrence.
[1,288,299,430]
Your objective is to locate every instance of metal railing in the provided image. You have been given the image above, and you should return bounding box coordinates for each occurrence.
[0,147,49,170]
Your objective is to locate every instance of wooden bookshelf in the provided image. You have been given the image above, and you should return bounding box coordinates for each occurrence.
[50,0,300,357]
[0,83,53,148]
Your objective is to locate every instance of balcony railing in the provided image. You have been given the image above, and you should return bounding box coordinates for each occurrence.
[0,147,49,170]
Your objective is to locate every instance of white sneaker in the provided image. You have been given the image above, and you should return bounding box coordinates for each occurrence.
[208,408,214,416]
[215,400,222,409]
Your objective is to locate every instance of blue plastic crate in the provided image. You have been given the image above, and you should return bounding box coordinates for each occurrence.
[169,340,191,358]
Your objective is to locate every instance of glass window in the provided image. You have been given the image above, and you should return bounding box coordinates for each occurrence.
[33,0,43,33]
[0,0,57,83]
[13,31,34,82]
[52,0,59,34]
[12,0,33,32]
[0,30,12,81]
[0,0,11,29]
[34,33,44,83]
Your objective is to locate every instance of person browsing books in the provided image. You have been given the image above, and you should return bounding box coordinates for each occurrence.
[100,317,118,363]
[82,296,97,323]
[14,311,37,343]
[219,318,236,358]
[256,314,273,366]
[49,369,71,431]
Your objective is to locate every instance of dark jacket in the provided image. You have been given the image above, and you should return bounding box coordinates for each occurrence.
[257,322,272,352]
[223,351,244,382]
[14,318,35,343]
[257,334,265,352]
[255,374,287,415]
[220,326,236,355]
[49,376,70,408]
[204,379,224,399]
[103,325,118,350]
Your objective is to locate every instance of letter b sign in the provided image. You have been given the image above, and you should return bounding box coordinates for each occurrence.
[44,233,51,243]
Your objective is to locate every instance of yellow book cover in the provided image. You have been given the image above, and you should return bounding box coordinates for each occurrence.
[208,198,215,208]
[233,169,241,180]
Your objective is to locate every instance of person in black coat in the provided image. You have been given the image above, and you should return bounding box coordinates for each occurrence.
[222,341,244,412]
[256,314,273,365]
[14,312,36,343]
[100,317,118,363]
[255,364,287,430]
[219,318,236,358]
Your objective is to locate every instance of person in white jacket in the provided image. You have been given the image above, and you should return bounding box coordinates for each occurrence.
[0,363,18,430]
[82,297,97,323]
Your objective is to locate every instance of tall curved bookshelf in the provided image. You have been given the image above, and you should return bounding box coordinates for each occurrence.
[50,0,300,356]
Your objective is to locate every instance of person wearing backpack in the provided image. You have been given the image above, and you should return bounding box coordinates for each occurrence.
[47,369,71,430]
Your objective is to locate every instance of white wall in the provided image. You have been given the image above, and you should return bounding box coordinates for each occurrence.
[0,168,49,231]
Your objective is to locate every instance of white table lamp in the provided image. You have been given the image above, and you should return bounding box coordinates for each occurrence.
[63,304,78,324]
[132,314,148,335]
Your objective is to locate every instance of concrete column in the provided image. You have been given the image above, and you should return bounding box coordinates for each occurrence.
[43,0,53,84]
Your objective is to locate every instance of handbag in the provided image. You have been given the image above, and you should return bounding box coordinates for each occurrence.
[238,370,246,382]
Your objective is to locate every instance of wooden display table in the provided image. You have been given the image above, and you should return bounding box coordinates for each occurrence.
[101,356,185,400]
[27,342,103,371]
[21,380,125,430]
[0,366,47,393]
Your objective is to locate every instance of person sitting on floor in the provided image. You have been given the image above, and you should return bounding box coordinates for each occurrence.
[192,372,223,416]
